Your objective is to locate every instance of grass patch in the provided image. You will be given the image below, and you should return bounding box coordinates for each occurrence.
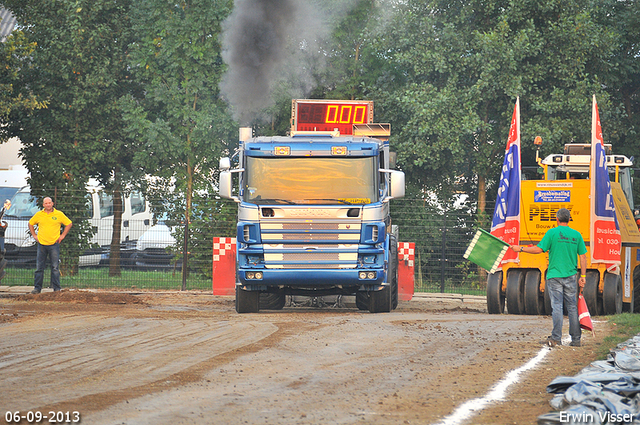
[596,313,640,359]
[1,266,212,291]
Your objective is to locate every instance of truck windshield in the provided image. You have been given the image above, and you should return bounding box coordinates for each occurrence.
[244,157,378,205]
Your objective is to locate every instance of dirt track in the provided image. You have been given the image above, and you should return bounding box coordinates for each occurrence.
[0,290,612,425]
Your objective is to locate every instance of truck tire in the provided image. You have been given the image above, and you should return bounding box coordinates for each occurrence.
[355,292,369,310]
[506,269,525,314]
[603,272,622,315]
[236,286,260,313]
[369,286,391,313]
[524,270,543,315]
[583,270,602,316]
[389,234,399,310]
[259,293,286,310]
[486,271,504,314]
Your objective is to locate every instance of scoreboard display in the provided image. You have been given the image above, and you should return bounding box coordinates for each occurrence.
[291,100,373,135]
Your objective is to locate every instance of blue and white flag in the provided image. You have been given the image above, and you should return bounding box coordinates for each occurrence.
[491,97,521,264]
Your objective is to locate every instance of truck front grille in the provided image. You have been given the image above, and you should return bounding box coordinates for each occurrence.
[260,220,361,269]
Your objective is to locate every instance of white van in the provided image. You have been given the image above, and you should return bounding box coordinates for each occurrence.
[0,166,28,205]
[3,181,152,266]
[135,213,179,270]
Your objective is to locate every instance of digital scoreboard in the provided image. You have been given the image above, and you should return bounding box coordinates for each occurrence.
[291,100,373,135]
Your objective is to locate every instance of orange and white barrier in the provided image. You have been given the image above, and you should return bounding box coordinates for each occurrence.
[212,237,236,295]
[398,242,415,301]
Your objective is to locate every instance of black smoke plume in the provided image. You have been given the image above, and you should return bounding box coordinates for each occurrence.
[220,0,326,124]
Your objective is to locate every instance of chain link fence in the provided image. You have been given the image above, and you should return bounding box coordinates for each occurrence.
[1,192,492,294]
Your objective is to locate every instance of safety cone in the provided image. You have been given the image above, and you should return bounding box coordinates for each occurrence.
[578,294,594,336]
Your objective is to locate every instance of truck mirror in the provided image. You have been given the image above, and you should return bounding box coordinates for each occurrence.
[219,157,231,171]
[389,171,405,199]
[219,171,235,200]
[389,152,397,169]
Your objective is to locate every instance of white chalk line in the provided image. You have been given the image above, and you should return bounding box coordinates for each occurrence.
[434,346,550,425]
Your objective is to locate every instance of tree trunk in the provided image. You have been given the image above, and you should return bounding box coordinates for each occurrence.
[182,159,193,291]
[109,185,123,277]
[477,174,486,214]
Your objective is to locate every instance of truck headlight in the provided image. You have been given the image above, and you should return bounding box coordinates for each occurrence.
[246,271,263,280]
[359,271,376,280]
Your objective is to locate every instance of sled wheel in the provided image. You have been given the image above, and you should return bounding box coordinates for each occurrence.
[486,271,504,314]
[506,269,525,315]
[603,272,623,315]
[524,269,543,315]
[633,267,640,313]
[583,270,602,316]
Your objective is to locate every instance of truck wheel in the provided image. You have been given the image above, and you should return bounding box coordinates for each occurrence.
[524,270,543,315]
[603,272,623,315]
[486,271,504,314]
[355,292,369,310]
[633,267,640,313]
[506,269,525,314]
[583,271,602,316]
[236,286,260,313]
[259,293,286,310]
[369,286,391,313]
[389,234,399,310]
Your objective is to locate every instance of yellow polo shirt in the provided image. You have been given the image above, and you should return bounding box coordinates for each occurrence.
[29,209,72,246]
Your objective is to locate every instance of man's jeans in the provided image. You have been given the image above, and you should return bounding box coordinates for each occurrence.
[547,275,581,343]
[34,242,60,291]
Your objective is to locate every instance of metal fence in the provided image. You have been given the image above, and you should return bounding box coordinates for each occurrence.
[1,195,490,295]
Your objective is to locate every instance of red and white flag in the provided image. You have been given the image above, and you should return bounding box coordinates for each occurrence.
[590,95,621,273]
[491,97,521,264]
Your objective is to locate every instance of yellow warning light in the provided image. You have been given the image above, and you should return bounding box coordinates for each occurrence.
[274,146,290,156]
[331,146,347,156]
[534,136,542,146]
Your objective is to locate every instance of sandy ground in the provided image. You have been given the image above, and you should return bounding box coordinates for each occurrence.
[0,290,612,425]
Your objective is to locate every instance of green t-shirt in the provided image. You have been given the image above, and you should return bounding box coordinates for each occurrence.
[537,225,587,279]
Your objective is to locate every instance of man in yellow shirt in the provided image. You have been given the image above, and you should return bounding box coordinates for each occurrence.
[28,197,72,294]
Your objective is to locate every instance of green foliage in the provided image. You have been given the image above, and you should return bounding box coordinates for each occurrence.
[2,0,640,283]
[123,0,237,285]
[0,30,48,132]
[375,0,620,207]
[2,0,142,273]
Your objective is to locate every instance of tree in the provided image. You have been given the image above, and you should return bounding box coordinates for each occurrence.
[2,0,141,275]
[124,0,237,289]
[376,0,618,211]
[596,0,640,160]
[0,30,48,135]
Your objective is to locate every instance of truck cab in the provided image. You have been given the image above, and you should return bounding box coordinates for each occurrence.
[219,100,405,313]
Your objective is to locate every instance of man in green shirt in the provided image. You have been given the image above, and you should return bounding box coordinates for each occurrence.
[510,208,587,347]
